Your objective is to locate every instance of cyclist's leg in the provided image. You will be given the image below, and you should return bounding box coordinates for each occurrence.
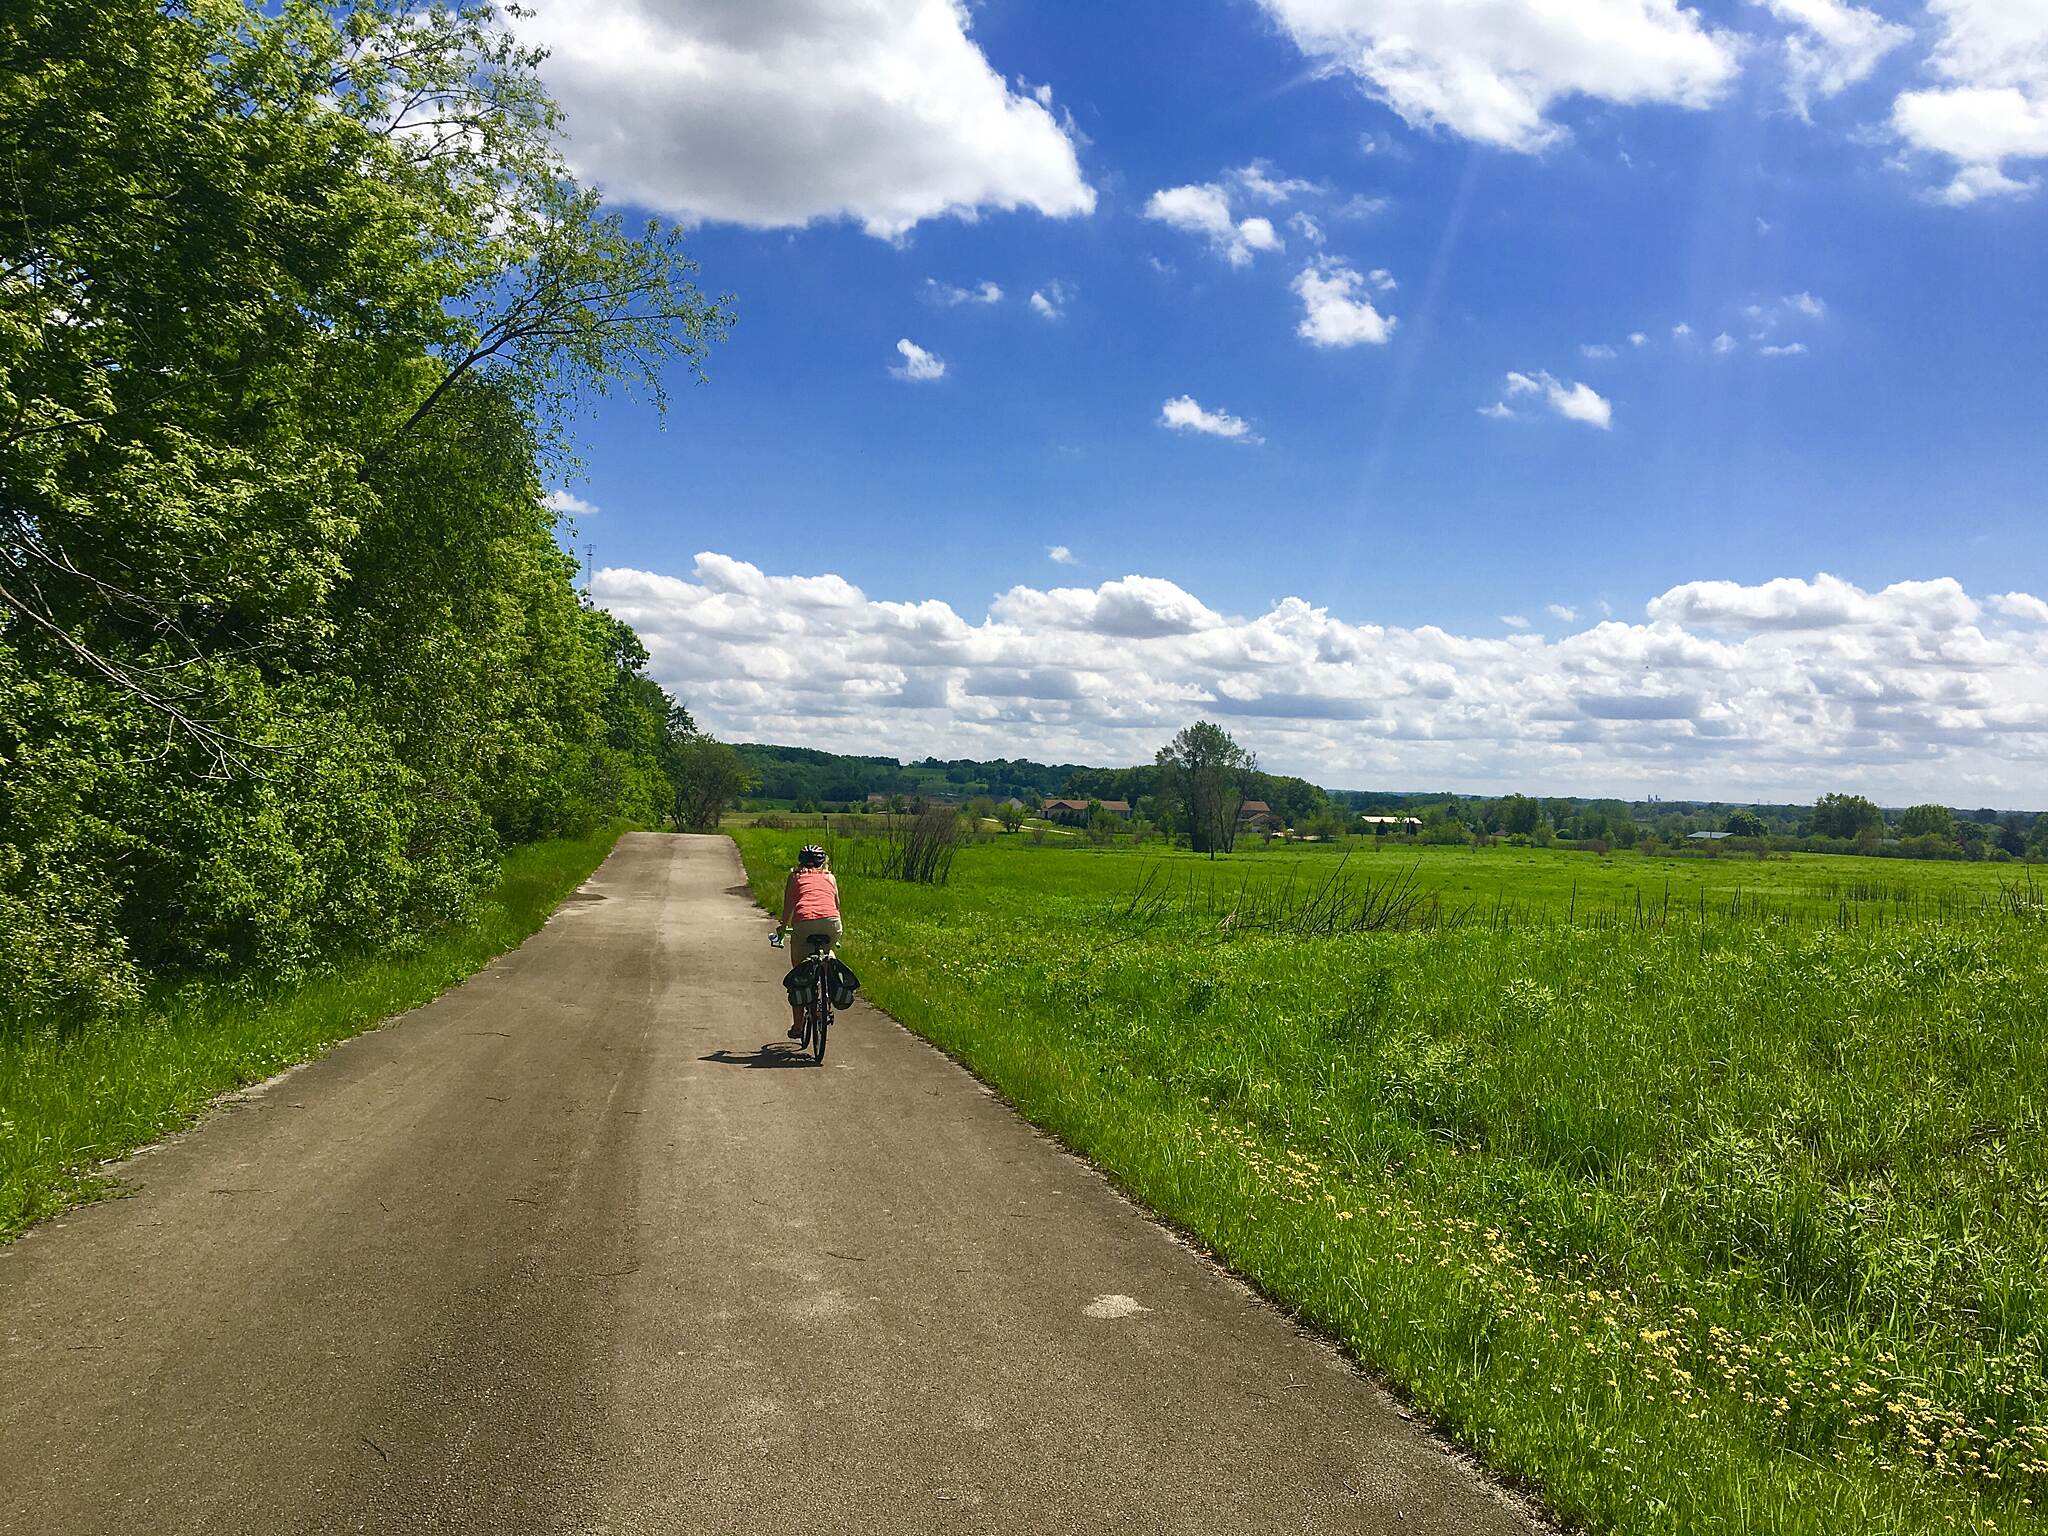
[785,920,817,1037]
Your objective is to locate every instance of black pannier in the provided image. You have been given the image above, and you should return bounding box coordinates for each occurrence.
[782,960,821,1006]
[826,958,860,1009]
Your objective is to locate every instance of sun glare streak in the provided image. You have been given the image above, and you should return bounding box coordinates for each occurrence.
[1332,149,1485,594]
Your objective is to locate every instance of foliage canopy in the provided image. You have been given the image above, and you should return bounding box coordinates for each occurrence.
[0,0,732,1028]
[1154,720,1256,856]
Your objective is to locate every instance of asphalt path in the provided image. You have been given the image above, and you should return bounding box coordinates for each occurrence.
[0,833,1540,1534]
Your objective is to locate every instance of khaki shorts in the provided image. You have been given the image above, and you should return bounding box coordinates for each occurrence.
[787,916,842,961]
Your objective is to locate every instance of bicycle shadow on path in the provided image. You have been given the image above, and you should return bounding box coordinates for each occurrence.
[699,1043,820,1070]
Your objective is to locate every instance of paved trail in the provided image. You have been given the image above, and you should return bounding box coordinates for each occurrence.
[1,834,1538,1534]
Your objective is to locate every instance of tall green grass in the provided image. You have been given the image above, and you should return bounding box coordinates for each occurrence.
[0,827,623,1240]
[737,830,2048,1536]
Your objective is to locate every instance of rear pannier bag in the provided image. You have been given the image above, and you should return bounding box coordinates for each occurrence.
[782,961,821,1006]
[827,959,860,1009]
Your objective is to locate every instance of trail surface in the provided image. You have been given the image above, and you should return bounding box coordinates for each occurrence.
[1,834,1537,1534]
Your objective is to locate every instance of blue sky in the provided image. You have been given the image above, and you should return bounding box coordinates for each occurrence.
[522,0,2048,802]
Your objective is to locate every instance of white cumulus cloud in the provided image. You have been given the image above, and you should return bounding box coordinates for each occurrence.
[1144,182,1287,266]
[926,278,1003,306]
[1047,544,1078,565]
[522,0,1095,238]
[1546,603,1579,622]
[1759,0,1911,112]
[592,559,2048,800]
[891,338,946,381]
[1292,260,1397,347]
[1028,281,1070,319]
[1993,591,2048,623]
[1230,159,1322,202]
[1649,573,1982,631]
[1893,0,2048,204]
[1503,370,1613,428]
[1745,292,1828,332]
[544,489,599,517]
[1160,395,1261,442]
[1252,0,1741,152]
[992,575,1227,638]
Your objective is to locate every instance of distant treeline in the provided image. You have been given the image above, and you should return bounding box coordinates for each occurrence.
[737,746,2044,859]
[1,0,728,1030]
[737,744,1334,827]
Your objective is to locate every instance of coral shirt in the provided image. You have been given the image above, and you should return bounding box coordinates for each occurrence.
[787,868,840,921]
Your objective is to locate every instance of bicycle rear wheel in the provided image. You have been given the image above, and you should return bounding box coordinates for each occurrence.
[812,996,830,1063]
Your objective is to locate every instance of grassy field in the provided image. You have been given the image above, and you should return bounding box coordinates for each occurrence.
[0,827,623,1241]
[737,830,2048,1536]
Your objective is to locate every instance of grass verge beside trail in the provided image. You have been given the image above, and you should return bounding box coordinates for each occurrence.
[0,827,624,1241]
[736,829,2048,1536]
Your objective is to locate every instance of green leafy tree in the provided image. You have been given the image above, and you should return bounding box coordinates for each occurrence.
[1810,793,1885,841]
[1725,809,1769,838]
[0,0,729,1026]
[672,735,755,832]
[1305,809,1347,841]
[1154,721,1255,857]
[1996,814,2027,857]
[3,0,726,732]
[1897,804,1956,840]
[1497,794,1541,838]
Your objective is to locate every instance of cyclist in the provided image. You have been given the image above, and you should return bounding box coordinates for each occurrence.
[777,844,842,1039]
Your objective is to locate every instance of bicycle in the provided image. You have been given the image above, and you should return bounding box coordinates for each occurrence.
[796,934,835,1063]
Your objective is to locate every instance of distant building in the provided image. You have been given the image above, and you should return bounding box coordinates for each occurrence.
[1687,830,1732,841]
[1042,798,1132,825]
[1359,815,1422,832]
[1238,800,1276,828]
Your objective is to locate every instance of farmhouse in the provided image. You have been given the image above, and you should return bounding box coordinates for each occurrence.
[1237,800,1276,828]
[1042,798,1132,825]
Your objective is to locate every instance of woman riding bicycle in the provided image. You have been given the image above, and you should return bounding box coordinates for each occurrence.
[778,844,841,1039]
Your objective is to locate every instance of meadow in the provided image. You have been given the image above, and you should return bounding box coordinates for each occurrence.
[736,830,2048,1536]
